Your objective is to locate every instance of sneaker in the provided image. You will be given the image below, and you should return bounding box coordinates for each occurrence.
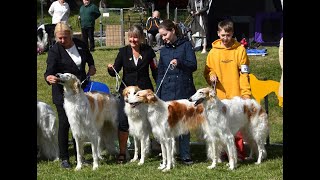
[61,160,71,169]
[182,158,193,165]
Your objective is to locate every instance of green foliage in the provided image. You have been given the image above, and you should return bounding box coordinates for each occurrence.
[37,46,283,179]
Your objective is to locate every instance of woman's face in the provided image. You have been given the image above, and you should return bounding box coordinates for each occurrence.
[159,28,176,44]
[217,29,234,48]
[55,31,73,49]
[128,35,140,48]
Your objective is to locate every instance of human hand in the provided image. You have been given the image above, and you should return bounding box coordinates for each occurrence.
[46,75,59,84]
[210,75,218,83]
[88,65,96,76]
[107,64,113,70]
[170,59,177,67]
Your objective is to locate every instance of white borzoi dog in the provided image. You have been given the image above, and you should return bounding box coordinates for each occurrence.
[123,86,151,165]
[189,87,269,170]
[37,100,59,161]
[56,73,119,171]
[127,89,205,172]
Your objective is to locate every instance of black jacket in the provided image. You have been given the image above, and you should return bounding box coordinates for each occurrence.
[44,38,95,105]
[108,44,158,94]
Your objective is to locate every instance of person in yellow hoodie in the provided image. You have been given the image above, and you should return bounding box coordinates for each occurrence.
[204,19,251,161]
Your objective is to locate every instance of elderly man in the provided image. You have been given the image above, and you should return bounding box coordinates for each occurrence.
[145,10,163,50]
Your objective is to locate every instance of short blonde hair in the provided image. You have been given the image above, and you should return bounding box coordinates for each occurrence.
[128,24,145,44]
[54,22,73,39]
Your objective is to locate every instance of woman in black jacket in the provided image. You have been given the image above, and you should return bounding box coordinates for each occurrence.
[44,22,96,169]
[107,24,158,164]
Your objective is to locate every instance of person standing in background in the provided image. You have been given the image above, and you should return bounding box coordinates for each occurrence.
[187,0,209,54]
[48,0,70,25]
[79,0,101,52]
[204,19,251,162]
[107,24,158,164]
[44,22,96,169]
[157,19,197,165]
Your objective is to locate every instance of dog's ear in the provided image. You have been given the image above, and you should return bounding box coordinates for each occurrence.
[72,78,81,94]
[208,88,216,98]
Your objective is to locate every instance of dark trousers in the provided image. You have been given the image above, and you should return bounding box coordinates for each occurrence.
[81,27,95,51]
[118,96,129,132]
[55,104,77,161]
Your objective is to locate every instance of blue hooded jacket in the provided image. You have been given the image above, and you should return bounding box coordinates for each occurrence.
[156,37,197,101]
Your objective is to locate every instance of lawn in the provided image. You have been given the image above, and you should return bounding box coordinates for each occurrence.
[37,46,283,179]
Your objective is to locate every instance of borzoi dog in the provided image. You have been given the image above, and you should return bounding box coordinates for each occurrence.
[123,86,151,165]
[56,73,119,171]
[37,100,59,161]
[189,87,269,170]
[127,89,205,172]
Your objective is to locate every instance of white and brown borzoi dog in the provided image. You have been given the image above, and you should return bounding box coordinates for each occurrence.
[37,100,59,161]
[127,89,205,172]
[189,87,269,170]
[57,73,119,170]
[123,86,151,165]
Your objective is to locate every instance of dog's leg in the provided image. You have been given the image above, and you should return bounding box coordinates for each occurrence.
[131,136,139,163]
[225,133,237,170]
[91,138,99,170]
[162,139,172,172]
[138,135,149,165]
[75,138,83,171]
[158,141,166,170]
[207,140,217,169]
[171,138,176,167]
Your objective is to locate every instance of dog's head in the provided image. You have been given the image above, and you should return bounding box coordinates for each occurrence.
[189,87,216,106]
[56,73,81,94]
[123,86,141,105]
[127,89,157,107]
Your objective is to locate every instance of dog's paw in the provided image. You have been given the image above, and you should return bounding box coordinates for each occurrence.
[130,157,138,163]
[158,163,166,170]
[75,165,82,171]
[207,164,216,169]
[138,161,144,166]
[162,167,171,172]
[92,164,98,170]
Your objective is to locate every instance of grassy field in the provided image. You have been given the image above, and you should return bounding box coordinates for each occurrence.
[37,46,283,179]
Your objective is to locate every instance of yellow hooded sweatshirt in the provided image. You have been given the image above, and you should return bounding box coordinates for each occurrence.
[204,39,251,99]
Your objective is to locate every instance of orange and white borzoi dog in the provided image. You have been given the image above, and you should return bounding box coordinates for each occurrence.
[56,73,119,171]
[127,89,205,172]
[123,86,151,165]
[189,87,269,170]
[37,100,59,161]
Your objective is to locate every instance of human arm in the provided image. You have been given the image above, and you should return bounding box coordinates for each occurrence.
[107,49,123,77]
[44,48,59,85]
[175,41,197,73]
[48,3,54,16]
[204,51,218,86]
[238,48,251,98]
[93,4,101,19]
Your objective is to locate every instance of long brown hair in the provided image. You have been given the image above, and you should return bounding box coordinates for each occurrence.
[158,19,181,37]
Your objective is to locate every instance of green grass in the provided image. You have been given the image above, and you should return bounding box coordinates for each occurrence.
[37,46,283,179]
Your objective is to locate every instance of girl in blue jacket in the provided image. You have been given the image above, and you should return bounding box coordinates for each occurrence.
[157,19,197,165]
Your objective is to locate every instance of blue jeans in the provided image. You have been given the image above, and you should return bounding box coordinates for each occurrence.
[178,132,191,160]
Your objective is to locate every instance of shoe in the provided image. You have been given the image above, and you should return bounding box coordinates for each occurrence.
[61,160,71,169]
[182,158,193,165]
[117,154,126,164]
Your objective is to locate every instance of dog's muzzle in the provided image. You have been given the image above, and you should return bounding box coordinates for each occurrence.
[193,98,204,106]
[55,73,63,83]
[129,102,140,108]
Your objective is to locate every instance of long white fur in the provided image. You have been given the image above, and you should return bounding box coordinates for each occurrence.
[123,86,151,165]
[189,87,269,170]
[37,100,59,161]
[128,89,204,172]
[57,73,119,171]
